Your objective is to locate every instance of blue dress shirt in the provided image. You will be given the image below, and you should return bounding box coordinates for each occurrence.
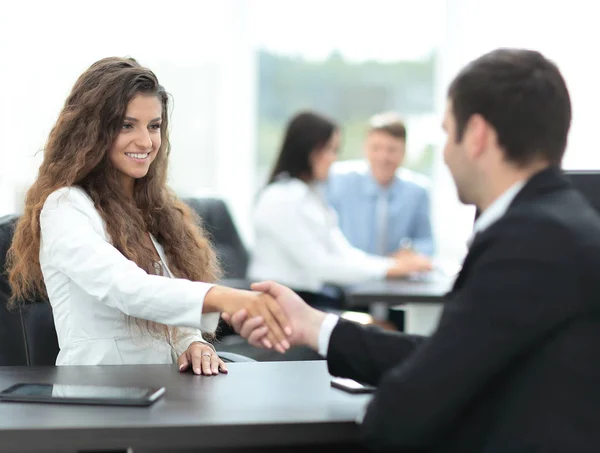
[325,162,435,257]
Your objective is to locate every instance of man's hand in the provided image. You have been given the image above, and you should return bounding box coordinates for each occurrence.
[205,286,292,353]
[221,281,326,352]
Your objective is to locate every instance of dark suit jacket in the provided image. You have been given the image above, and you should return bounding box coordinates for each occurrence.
[327,167,600,452]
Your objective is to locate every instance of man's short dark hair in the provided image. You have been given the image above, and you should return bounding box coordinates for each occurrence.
[448,48,571,166]
[368,112,406,141]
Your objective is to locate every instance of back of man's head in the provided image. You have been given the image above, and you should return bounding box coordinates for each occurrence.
[448,48,571,167]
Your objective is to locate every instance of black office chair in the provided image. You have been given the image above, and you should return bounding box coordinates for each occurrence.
[0,257,28,365]
[182,197,254,339]
[19,303,61,366]
[182,197,250,280]
[0,213,255,366]
[0,300,26,366]
[0,215,29,366]
[0,214,59,366]
[565,170,600,215]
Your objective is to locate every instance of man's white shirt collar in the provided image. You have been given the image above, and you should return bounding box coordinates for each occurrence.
[471,180,527,241]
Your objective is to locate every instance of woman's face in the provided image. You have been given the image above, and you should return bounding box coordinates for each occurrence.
[310,130,340,182]
[108,93,163,193]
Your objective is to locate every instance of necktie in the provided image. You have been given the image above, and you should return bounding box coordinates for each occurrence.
[375,191,388,255]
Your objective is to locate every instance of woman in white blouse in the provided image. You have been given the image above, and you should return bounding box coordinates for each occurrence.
[6,57,292,373]
[248,111,431,305]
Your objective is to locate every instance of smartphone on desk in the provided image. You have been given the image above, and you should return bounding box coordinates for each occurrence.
[0,383,165,406]
[331,378,376,394]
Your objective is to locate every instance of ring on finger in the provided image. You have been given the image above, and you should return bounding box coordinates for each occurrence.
[201,352,212,359]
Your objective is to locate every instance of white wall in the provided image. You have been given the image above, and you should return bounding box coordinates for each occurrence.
[431,0,600,264]
[0,0,256,243]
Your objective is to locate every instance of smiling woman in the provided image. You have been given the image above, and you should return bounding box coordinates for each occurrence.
[108,94,164,194]
[5,57,292,374]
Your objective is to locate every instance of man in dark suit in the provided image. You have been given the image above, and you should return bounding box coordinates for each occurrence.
[224,48,600,452]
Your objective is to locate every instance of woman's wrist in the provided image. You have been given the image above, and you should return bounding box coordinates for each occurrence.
[204,285,230,313]
[203,285,248,313]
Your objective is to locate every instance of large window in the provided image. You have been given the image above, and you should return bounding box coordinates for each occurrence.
[252,0,445,185]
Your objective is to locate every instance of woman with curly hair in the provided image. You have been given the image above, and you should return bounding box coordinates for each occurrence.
[6,57,291,375]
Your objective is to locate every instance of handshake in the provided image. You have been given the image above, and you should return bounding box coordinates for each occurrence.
[217,281,327,354]
[213,252,432,353]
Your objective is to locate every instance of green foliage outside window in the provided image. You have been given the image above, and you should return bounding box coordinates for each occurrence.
[257,49,438,179]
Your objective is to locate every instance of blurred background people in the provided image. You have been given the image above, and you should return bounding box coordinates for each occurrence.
[326,112,434,258]
[248,111,431,309]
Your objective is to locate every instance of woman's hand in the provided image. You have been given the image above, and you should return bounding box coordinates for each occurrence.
[222,281,325,352]
[204,286,293,353]
[178,341,228,376]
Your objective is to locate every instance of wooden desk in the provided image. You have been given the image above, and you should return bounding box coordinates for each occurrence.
[0,361,370,453]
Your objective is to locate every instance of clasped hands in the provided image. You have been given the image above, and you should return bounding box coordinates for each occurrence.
[204,253,432,362]
[180,283,302,375]
[221,281,326,354]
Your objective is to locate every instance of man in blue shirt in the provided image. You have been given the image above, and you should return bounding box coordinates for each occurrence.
[326,112,435,257]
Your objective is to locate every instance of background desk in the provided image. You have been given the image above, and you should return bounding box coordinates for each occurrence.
[345,275,454,306]
[0,361,370,453]
[345,275,455,335]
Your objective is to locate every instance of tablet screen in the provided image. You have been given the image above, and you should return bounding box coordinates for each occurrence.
[0,383,165,406]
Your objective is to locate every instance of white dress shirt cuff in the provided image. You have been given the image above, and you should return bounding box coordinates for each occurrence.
[380,258,396,279]
[317,313,340,357]
[366,257,395,281]
[356,403,368,424]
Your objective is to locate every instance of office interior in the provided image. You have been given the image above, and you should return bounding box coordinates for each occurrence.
[0,1,598,452]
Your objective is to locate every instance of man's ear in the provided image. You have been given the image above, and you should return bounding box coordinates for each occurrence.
[463,114,488,160]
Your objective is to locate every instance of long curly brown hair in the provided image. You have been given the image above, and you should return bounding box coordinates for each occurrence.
[6,57,221,342]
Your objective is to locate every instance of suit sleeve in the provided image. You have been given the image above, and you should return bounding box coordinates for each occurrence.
[40,188,216,330]
[327,319,425,385]
[349,217,580,451]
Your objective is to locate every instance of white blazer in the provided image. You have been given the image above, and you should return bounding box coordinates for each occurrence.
[39,187,219,366]
[248,178,393,292]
